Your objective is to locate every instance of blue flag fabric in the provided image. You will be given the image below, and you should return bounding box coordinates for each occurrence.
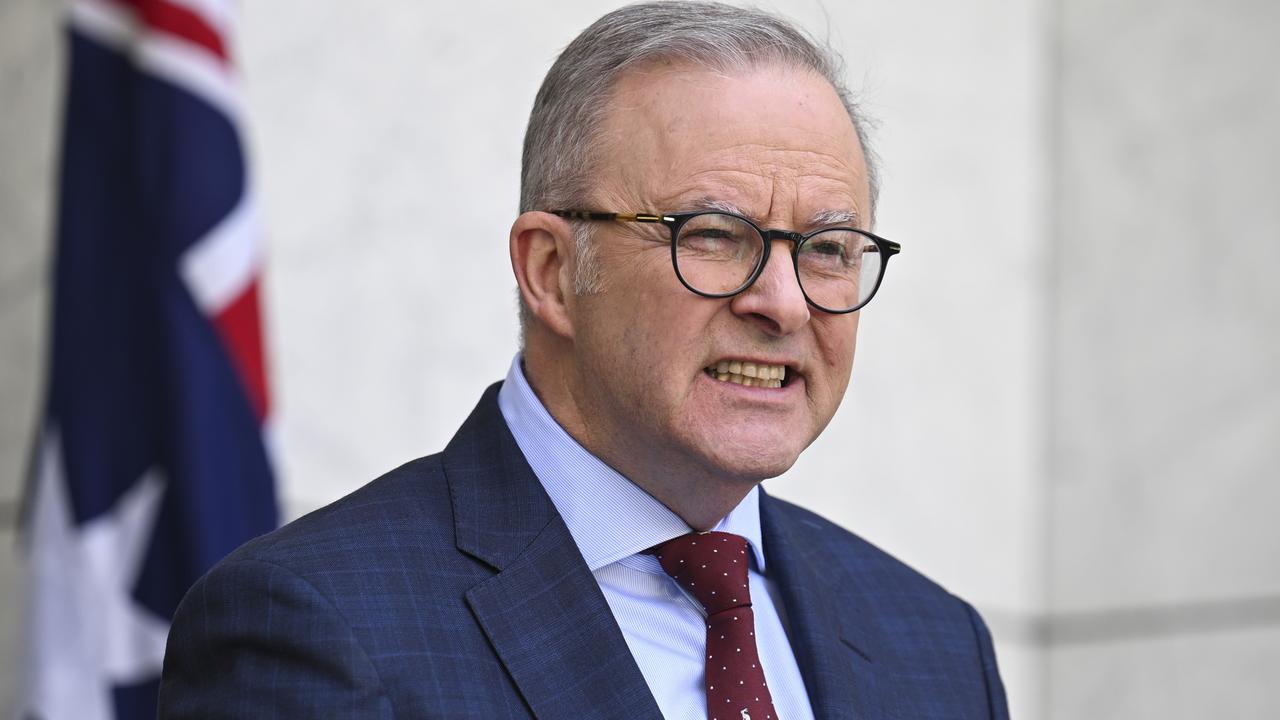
[21,1,278,718]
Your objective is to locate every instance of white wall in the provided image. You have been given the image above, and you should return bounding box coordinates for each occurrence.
[3,1,1276,718]
[1047,0,1280,716]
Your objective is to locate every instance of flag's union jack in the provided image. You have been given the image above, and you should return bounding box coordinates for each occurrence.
[21,1,277,717]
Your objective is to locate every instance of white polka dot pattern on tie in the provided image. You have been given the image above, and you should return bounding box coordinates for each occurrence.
[651,531,777,720]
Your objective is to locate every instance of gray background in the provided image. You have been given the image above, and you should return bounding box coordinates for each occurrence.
[2,0,1277,717]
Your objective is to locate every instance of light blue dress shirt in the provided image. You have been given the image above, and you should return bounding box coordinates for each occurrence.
[498,355,816,720]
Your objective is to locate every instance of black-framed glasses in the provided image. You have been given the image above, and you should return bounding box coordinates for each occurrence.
[551,210,901,314]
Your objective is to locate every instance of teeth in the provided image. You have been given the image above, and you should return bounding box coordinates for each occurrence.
[704,362,788,388]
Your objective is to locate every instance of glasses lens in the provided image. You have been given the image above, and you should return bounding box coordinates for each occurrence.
[673,213,764,295]
[796,229,882,312]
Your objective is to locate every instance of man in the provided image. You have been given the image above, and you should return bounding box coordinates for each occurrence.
[160,3,1009,719]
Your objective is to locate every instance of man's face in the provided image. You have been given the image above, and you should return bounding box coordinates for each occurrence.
[563,61,870,488]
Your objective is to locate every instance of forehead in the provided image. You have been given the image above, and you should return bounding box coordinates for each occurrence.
[593,61,869,225]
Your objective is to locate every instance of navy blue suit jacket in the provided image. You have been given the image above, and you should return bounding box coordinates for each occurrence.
[160,383,1009,718]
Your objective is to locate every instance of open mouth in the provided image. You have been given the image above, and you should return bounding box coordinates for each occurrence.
[704,360,787,388]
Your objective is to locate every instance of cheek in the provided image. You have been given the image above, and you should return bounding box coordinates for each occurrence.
[819,308,858,348]
[619,258,709,339]
[586,270,706,385]
[814,315,859,392]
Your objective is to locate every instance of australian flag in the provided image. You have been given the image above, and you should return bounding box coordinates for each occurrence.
[19,1,278,718]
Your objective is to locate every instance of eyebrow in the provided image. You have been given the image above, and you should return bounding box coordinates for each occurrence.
[684,197,749,216]
[679,197,862,230]
[808,208,861,228]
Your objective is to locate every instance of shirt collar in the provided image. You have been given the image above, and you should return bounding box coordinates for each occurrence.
[497,353,766,573]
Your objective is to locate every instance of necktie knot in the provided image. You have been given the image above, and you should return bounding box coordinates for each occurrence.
[651,531,752,615]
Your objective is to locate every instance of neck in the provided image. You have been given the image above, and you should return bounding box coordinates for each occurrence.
[520,340,757,531]
[633,476,757,531]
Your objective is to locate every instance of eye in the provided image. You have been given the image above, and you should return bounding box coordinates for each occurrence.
[676,214,758,260]
[683,227,739,252]
[798,230,865,273]
[808,239,848,258]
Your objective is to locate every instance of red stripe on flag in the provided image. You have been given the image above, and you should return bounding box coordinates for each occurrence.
[108,0,228,61]
[212,280,270,423]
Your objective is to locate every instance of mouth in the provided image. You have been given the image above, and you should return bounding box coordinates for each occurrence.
[703,360,789,388]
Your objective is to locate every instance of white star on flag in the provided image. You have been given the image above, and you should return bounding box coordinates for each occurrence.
[21,428,170,720]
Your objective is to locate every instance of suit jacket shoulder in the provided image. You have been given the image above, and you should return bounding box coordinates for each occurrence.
[161,385,664,719]
[761,493,1009,719]
[159,452,525,718]
[217,452,457,576]
[765,492,960,609]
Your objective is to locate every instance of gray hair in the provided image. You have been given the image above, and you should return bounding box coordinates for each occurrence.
[517,0,879,326]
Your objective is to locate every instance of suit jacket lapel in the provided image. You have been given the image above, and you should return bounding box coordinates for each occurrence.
[761,491,897,720]
[446,384,663,720]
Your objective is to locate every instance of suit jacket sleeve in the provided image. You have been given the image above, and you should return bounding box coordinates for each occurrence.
[158,557,393,719]
[965,600,1010,720]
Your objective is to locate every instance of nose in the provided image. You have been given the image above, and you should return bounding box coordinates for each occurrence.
[729,239,811,335]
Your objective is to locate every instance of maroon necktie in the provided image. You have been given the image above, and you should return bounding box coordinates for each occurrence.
[652,531,778,720]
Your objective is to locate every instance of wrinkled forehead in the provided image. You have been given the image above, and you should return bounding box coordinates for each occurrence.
[590,60,870,224]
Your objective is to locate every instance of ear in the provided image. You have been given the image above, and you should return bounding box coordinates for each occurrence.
[510,211,577,338]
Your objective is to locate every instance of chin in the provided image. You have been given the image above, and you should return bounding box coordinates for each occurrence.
[699,440,804,484]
